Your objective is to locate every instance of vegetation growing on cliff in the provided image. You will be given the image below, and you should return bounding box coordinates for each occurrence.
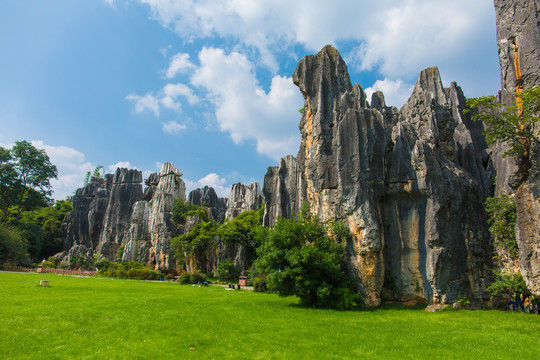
[485,191,518,258]
[484,191,534,310]
[466,85,540,159]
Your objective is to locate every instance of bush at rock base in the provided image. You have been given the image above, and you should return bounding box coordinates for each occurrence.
[95,260,165,280]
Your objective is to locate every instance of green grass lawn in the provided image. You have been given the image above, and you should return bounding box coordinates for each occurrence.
[1,272,539,360]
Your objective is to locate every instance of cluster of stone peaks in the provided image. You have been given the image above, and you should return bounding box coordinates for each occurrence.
[59,0,540,307]
[58,163,263,273]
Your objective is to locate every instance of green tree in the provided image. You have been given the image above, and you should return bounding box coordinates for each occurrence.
[17,199,72,261]
[485,192,518,257]
[0,223,29,265]
[466,85,540,159]
[172,198,208,225]
[217,259,241,282]
[0,147,18,221]
[484,192,532,309]
[488,270,530,311]
[171,221,218,272]
[83,165,104,187]
[254,211,361,310]
[218,205,264,261]
[0,141,58,220]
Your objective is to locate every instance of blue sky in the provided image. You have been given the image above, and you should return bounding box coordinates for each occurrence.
[0,0,501,200]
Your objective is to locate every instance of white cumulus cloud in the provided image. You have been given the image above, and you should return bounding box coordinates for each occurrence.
[184,172,230,198]
[137,0,496,88]
[191,47,303,160]
[364,78,414,109]
[126,93,160,116]
[108,161,134,173]
[127,83,198,117]
[162,121,187,134]
[166,53,195,78]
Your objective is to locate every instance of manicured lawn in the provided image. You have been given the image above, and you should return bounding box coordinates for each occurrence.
[0,272,538,359]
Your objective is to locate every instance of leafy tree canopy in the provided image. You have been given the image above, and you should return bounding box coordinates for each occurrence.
[485,192,518,258]
[0,223,29,265]
[254,210,361,310]
[218,205,264,249]
[466,85,540,159]
[0,141,58,221]
[172,198,208,225]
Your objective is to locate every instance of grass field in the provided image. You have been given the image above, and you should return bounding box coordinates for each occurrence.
[1,272,539,359]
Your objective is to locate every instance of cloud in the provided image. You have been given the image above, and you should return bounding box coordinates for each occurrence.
[166,53,195,78]
[127,83,198,117]
[350,2,490,79]
[108,161,134,173]
[184,172,230,198]
[191,47,303,160]
[131,0,498,159]
[364,78,414,108]
[139,1,494,76]
[26,141,95,201]
[162,121,187,134]
[126,93,160,116]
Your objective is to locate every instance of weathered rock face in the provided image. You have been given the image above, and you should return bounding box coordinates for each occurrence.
[188,186,228,223]
[262,155,302,227]
[225,182,263,220]
[123,163,186,270]
[278,46,492,306]
[61,176,110,253]
[97,168,144,260]
[494,0,540,295]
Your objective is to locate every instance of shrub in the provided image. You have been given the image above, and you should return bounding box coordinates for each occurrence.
[117,244,126,260]
[217,259,241,282]
[254,210,362,309]
[94,258,111,271]
[179,273,191,284]
[189,272,206,284]
[253,276,267,292]
[41,260,56,269]
[95,260,163,280]
[69,254,86,269]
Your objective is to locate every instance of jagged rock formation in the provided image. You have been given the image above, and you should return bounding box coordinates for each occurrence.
[123,163,186,270]
[96,168,144,260]
[493,0,540,295]
[262,155,302,227]
[62,176,111,251]
[60,164,259,273]
[57,175,112,266]
[188,186,228,222]
[263,46,492,306]
[225,182,263,220]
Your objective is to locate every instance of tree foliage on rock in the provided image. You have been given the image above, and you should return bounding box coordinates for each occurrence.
[485,191,518,258]
[484,191,533,309]
[254,210,362,310]
[466,85,540,160]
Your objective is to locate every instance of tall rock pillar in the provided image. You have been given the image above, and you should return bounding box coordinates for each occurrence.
[494,0,540,295]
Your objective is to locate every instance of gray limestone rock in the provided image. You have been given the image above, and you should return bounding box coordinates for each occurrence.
[97,168,144,260]
[61,176,109,253]
[124,163,186,270]
[494,0,540,295]
[287,46,492,307]
[225,182,263,220]
[262,155,302,227]
[188,186,228,223]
